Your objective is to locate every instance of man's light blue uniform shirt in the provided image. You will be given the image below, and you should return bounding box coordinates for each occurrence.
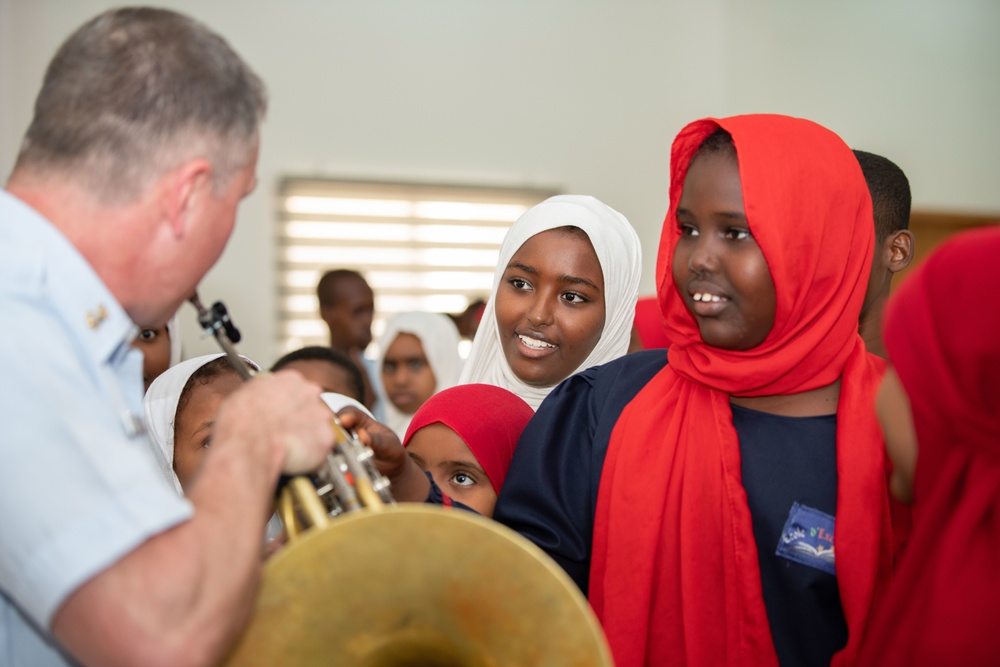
[0,190,193,666]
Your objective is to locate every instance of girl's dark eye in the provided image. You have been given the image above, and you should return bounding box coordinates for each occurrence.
[726,228,751,241]
[678,224,699,237]
[139,329,157,341]
[451,472,475,486]
[563,292,588,305]
[510,278,529,290]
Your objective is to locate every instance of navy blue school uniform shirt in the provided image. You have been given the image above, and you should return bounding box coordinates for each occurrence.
[494,349,848,667]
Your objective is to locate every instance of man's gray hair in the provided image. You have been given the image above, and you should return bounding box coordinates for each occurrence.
[14,7,267,203]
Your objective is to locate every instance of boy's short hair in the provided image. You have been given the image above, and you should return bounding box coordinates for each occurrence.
[316,269,369,308]
[271,346,365,401]
[853,150,912,242]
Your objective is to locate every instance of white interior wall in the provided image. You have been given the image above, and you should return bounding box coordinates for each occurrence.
[2,0,997,366]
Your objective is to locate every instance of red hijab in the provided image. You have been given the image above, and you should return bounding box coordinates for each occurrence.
[632,295,671,349]
[402,383,533,495]
[857,226,1000,666]
[590,115,894,666]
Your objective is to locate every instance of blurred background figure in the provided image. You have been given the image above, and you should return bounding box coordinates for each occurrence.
[852,149,914,359]
[628,295,671,353]
[132,313,184,392]
[271,345,365,402]
[378,311,463,438]
[317,268,379,413]
[447,298,487,341]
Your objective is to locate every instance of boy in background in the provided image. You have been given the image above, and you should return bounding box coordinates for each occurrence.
[854,149,915,359]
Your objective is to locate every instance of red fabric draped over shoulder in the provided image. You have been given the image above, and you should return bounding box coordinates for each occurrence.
[857,226,1000,667]
[589,115,894,666]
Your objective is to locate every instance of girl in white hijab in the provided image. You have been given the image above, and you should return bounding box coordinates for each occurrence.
[143,354,258,493]
[377,311,464,438]
[144,353,373,494]
[459,194,642,410]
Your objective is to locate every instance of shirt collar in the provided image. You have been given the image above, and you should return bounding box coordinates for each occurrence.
[1,190,138,366]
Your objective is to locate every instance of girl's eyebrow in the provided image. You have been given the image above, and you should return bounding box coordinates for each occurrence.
[677,206,746,222]
[560,274,599,290]
[506,261,538,275]
[508,261,600,291]
[716,211,748,222]
[441,458,486,474]
[384,355,426,365]
[192,420,214,437]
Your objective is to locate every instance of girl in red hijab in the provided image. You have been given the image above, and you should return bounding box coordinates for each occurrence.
[493,114,903,667]
[403,383,533,518]
[857,226,1000,666]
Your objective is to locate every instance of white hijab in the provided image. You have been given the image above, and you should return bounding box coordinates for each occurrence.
[458,194,642,410]
[143,353,258,494]
[320,392,374,420]
[377,311,464,438]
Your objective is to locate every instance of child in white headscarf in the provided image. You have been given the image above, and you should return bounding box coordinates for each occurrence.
[377,311,464,438]
[144,353,374,494]
[143,353,259,493]
[459,194,642,410]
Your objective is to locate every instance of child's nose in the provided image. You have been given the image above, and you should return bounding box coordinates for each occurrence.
[525,293,555,327]
[688,236,720,274]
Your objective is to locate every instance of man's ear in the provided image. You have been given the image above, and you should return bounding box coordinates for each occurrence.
[160,158,213,237]
[886,229,915,274]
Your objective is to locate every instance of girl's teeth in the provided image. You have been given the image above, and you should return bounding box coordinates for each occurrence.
[519,334,555,349]
[693,293,722,303]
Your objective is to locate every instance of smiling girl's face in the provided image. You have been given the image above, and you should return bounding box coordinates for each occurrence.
[672,149,776,351]
[172,371,242,491]
[494,227,606,388]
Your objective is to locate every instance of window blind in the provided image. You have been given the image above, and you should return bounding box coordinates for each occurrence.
[275,178,556,357]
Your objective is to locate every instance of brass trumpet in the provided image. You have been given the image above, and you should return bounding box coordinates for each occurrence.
[190,294,392,530]
[190,294,613,667]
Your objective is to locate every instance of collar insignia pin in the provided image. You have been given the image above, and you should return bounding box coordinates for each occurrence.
[86,304,108,329]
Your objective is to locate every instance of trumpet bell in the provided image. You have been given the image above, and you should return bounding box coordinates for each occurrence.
[223,504,613,667]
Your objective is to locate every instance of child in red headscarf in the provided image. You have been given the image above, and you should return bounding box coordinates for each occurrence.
[856,226,1000,666]
[402,383,533,518]
[490,115,905,667]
